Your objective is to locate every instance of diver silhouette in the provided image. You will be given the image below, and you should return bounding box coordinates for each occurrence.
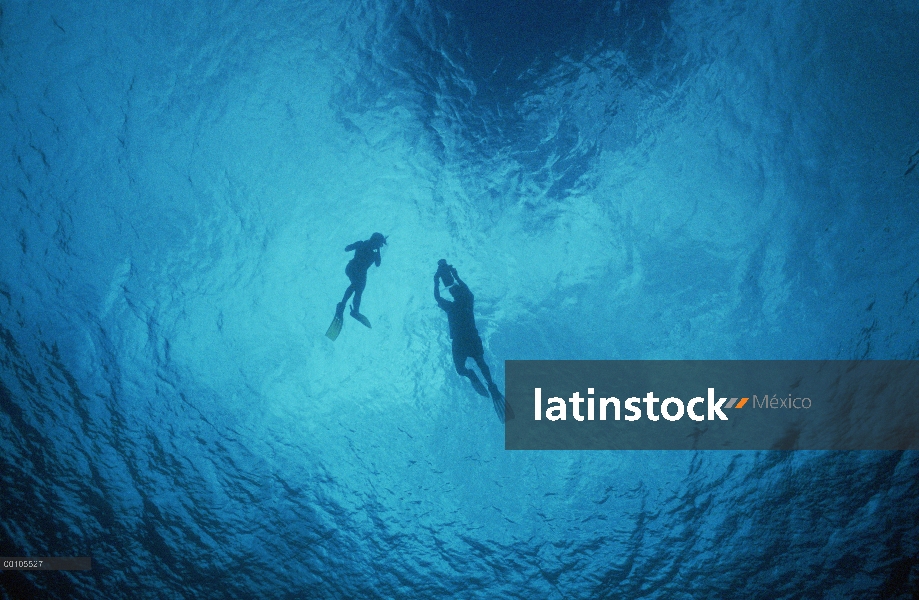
[325,232,386,341]
[434,260,514,422]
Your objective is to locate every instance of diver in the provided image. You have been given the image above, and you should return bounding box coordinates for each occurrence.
[325,232,387,340]
[434,260,514,422]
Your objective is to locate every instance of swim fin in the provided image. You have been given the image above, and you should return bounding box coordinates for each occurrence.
[325,303,345,341]
[489,383,514,423]
[350,305,372,328]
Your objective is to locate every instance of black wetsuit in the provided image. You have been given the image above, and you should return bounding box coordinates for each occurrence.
[436,283,484,362]
[434,267,510,420]
[435,276,496,398]
[340,240,381,312]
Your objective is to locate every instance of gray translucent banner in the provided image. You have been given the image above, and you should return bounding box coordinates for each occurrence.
[505,361,919,450]
[1,557,92,570]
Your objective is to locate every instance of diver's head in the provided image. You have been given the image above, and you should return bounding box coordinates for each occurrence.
[448,284,466,299]
[370,232,387,248]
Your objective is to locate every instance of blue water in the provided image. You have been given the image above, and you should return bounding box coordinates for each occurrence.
[2,0,918,597]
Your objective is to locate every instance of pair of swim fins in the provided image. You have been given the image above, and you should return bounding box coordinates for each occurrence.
[469,376,515,424]
[325,303,371,341]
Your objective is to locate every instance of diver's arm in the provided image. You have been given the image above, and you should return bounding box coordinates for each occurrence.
[374,249,381,267]
[345,241,359,252]
[451,268,473,300]
[434,276,451,310]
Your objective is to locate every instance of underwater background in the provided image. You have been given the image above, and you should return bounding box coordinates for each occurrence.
[2,0,919,597]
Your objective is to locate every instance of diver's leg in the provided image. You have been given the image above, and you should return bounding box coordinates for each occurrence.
[472,349,510,419]
[473,354,502,399]
[352,283,365,312]
[351,273,367,313]
[340,262,358,309]
[348,274,371,327]
[471,334,503,402]
[454,343,488,397]
[470,335,494,386]
[451,342,469,375]
[340,284,355,307]
[473,355,494,387]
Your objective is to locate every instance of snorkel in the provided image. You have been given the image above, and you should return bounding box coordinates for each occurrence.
[370,232,387,248]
